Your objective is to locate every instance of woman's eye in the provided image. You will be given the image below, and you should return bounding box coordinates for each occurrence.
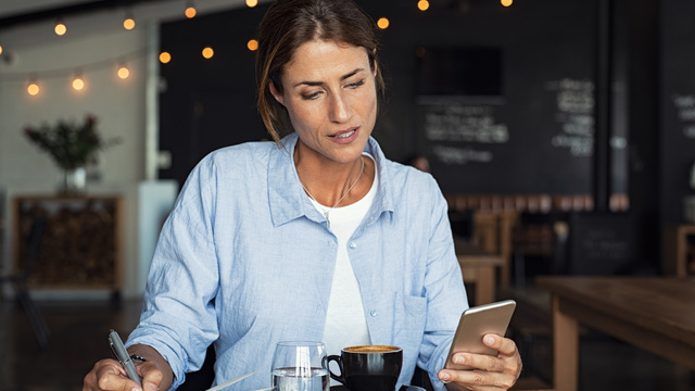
[301,91,322,100]
[346,79,365,89]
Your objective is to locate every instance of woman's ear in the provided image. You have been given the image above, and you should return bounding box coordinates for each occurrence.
[269,81,285,106]
[371,50,378,77]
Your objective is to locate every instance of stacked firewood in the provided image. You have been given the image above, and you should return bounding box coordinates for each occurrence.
[17,198,118,288]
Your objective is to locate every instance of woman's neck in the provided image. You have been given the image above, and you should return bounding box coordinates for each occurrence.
[294,143,373,208]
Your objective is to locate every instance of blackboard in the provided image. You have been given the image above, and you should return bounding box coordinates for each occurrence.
[660,0,695,223]
[418,77,594,194]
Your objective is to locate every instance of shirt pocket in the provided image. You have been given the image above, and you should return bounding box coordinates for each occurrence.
[393,293,427,364]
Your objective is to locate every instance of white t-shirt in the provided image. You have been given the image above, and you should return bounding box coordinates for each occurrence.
[310,154,378,365]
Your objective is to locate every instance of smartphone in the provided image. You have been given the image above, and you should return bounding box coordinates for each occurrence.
[445,299,516,370]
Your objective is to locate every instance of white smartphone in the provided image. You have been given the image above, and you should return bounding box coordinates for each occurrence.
[445,299,517,370]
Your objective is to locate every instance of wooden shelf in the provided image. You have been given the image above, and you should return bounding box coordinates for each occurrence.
[12,195,123,294]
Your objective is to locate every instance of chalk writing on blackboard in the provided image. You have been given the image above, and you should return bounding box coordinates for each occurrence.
[422,104,508,144]
[432,145,493,165]
[673,94,695,139]
[546,78,595,157]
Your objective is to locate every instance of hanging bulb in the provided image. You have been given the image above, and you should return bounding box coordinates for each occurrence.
[201,46,214,59]
[123,12,136,30]
[27,80,41,96]
[54,19,68,36]
[247,39,259,52]
[72,74,86,91]
[184,1,197,19]
[117,64,130,79]
[245,0,259,7]
[159,51,172,64]
[0,43,4,56]
[376,17,390,30]
[500,0,513,7]
[417,0,430,11]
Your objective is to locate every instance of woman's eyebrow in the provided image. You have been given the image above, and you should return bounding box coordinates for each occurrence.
[293,68,365,88]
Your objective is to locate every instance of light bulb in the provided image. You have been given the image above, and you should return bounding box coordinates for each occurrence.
[377,17,390,30]
[123,16,136,30]
[247,39,259,51]
[27,82,40,96]
[159,51,172,64]
[202,46,214,59]
[54,20,67,36]
[0,44,4,56]
[185,5,197,19]
[417,0,430,11]
[72,76,85,91]
[500,0,513,7]
[117,65,130,79]
[246,0,258,7]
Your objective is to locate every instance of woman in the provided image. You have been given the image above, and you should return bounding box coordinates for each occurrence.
[83,1,521,390]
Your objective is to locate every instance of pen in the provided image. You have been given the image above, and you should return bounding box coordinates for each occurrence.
[108,329,142,387]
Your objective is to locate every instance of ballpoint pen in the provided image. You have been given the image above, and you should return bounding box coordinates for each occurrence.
[108,329,142,387]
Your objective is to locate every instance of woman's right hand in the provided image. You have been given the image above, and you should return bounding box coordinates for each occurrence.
[83,344,172,391]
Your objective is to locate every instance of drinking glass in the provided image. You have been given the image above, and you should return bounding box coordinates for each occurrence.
[271,341,329,391]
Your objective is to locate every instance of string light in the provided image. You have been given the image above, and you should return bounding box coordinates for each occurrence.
[376,17,390,30]
[54,19,68,36]
[27,81,41,96]
[202,46,214,59]
[117,64,130,79]
[184,1,197,19]
[123,12,136,30]
[0,44,4,56]
[72,74,86,91]
[500,0,513,7]
[246,0,259,7]
[417,0,430,11]
[159,51,172,64]
[247,39,259,51]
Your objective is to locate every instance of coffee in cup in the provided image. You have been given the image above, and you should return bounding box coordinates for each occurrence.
[326,345,403,391]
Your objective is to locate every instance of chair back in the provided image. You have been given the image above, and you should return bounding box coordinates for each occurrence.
[19,215,47,280]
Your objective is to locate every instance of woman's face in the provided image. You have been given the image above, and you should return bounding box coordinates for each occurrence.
[271,39,378,166]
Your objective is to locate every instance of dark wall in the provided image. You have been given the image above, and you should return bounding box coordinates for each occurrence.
[661,0,695,225]
[359,1,597,194]
[158,6,268,183]
[158,0,598,194]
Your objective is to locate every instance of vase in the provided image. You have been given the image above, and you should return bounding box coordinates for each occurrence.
[61,167,87,193]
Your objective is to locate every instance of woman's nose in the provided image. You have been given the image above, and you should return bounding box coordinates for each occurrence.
[329,92,351,123]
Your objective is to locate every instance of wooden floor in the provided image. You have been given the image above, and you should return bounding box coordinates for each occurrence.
[0,299,694,391]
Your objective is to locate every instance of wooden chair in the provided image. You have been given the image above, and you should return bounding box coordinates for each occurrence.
[472,210,518,289]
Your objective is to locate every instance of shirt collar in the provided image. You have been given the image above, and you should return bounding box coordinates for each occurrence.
[267,133,395,227]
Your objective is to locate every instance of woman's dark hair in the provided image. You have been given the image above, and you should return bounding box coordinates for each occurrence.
[256,0,385,143]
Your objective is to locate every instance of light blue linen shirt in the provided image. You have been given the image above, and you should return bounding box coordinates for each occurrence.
[127,133,469,390]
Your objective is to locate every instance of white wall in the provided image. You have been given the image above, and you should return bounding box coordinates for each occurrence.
[0,0,248,298]
[0,28,147,188]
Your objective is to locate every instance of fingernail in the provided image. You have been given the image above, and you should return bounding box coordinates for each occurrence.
[453,355,466,365]
[484,335,496,345]
[439,372,450,382]
[131,388,141,391]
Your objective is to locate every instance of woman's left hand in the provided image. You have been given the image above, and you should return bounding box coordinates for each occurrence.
[437,333,522,390]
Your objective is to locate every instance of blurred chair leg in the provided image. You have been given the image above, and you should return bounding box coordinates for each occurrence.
[15,282,49,350]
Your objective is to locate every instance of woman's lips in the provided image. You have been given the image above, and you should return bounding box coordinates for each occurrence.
[329,127,359,144]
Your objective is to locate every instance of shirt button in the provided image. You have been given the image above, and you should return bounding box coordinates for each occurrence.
[369,310,378,317]
[349,241,357,249]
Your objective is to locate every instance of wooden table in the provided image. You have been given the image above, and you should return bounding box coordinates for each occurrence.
[537,277,695,391]
[456,240,504,305]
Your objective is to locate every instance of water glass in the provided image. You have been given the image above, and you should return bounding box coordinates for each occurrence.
[271,341,329,391]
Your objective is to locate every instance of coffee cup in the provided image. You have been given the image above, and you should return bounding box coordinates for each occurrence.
[326,345,403,391]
